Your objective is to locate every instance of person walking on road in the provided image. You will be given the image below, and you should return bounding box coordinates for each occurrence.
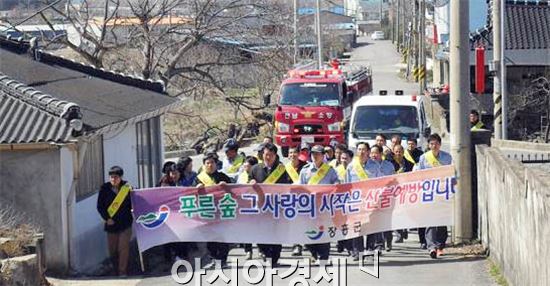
[345,142,371,260]
[248,143,292,267]
[298,145,340,266]
[369,145,396,252]
[97,166,133,277]
[414,133,453,259]
[196,153,233,269]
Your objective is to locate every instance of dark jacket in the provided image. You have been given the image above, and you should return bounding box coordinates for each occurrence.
[408,148,424,163]
[196,171,232,185]
[390,158,415,173]
[249,160,292,184]
[97,181,133,233]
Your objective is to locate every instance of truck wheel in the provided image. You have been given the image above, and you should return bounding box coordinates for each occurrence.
[281,146,289,158]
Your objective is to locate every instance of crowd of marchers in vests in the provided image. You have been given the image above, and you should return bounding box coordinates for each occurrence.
[96,132,453,276]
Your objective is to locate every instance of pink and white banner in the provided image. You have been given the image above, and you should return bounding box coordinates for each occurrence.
[131,166,456,253]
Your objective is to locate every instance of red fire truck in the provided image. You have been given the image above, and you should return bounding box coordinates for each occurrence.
[274,60,372,157]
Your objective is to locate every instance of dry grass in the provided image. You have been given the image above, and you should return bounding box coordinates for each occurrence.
[0,200,41,258]
[163,89,274,151]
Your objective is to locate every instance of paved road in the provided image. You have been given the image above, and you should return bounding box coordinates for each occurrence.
[137,236,493,286]
[351,38,418,95]
[134,37,492,286]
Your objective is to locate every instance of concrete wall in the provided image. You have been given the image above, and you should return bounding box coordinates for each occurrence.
[71,124,139,273]
[102,124,138,185]
[71,193,109,273]
[476,143,550,286]
[0,148,67,273]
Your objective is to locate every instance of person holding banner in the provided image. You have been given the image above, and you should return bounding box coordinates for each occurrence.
[406,138,423,164]
[96,166,133,277]
[345,142,372,260]
[249,143,292,267]
[237,155,259,260]
[390,144,414,244]
[237,156,258,185]
[369,145,396,252]
[286,147,307,257]
[196,152,233,269]
[390,144,414,174]
[335,148,354,254]
[414,133,453,259]
[298,145,340,265]
[221,138,245,182]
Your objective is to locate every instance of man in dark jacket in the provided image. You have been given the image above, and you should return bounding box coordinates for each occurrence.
[97,166,133,277]
[196,152,233,269]
[248,143,292,267]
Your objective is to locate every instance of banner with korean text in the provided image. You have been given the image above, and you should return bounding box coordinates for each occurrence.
[131,165,456,253]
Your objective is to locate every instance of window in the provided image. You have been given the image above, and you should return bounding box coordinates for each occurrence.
[136,117,162,188]
[76,136,104,201]
[279,83,340,106]
[352,105,419,139]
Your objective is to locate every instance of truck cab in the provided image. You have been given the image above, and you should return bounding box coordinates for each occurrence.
[274,70,348,157]
[347,93,431,151]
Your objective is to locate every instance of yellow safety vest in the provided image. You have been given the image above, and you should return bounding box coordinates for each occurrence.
[107,183,131,218]
[425,150,441,167]
[336,164,347,181]
[227,155,244,173]
[285,162,300,183]
[237,171,249,184]
[264,164,286,184]
[308,163,331,185]
[471,121,484,131]
[404,149,416,165]
[395,159,405,173]
[329,159,338,168]
[352,159,369,180]
[197,171,216,186]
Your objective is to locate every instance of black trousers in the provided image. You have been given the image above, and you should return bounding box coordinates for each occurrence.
[366,232,384,251]
[207,242,230,262]
[418,227,427,245]
[426,226,448,250]
[257,244,282,263]
[349,236,364,253]
[306,243,330,260]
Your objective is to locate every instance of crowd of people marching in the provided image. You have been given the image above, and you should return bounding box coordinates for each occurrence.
[97,133,452,276]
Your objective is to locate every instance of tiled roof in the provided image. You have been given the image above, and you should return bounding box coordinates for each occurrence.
[470,1,550,50]
[0,74,80,144]
[0,35,179,135]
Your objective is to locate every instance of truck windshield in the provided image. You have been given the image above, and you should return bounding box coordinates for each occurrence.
[279,83,340,106]
[352,105,419,136]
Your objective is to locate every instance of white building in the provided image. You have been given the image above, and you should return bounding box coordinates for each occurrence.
[0,34,182,274]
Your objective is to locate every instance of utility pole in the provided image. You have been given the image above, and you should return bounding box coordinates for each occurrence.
[380,0,383,23]
[493,0,503,139]
[450,0,473,243]
[501,0,508,139]
[315,0,323,69]
[396,0,401,49]
[418,0,426,93]
[293,0,298,65]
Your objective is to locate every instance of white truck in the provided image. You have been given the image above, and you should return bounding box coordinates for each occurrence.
[347,92,431,150]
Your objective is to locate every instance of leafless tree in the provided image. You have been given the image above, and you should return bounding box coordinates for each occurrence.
[40,0,130,68]
[508,76,550,142]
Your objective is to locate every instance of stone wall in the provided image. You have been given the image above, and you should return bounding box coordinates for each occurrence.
[476,143,550,286]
